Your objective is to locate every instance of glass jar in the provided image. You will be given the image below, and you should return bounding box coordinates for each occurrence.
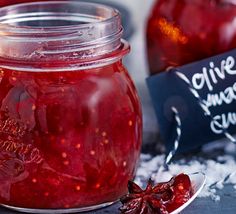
[0,1,142,213]
[146,0,236,74]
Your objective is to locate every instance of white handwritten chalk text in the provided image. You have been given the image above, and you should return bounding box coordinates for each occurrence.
[190,56,236,134]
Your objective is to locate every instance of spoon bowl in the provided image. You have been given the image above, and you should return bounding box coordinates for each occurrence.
[170,172,206,214]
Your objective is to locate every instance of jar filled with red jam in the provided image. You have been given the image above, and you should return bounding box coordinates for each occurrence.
[147,0,236,74]
[0,1,142,213]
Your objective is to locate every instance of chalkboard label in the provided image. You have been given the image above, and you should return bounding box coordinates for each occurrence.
[147,49,236,153]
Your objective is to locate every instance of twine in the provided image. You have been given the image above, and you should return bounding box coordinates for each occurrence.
[152,107,181,179]
[165,107,181,166]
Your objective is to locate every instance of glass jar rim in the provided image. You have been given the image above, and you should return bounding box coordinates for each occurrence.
[0,1,129,71]
[0,1,119,35]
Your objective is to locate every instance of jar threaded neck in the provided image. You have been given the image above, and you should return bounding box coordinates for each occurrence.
[0,1,129,71]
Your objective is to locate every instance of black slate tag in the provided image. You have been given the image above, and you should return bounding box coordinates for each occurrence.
[147,49,236,153]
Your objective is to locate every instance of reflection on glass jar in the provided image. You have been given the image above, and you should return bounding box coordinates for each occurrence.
[147,0,236,74]
[0,1,142,213]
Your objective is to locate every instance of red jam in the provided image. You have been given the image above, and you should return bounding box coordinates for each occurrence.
[165,174,193,212]
[147,0,236,74]
[0,62,142,209]
[0,1,142,211]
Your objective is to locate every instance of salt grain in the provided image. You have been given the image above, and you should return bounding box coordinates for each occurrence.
[136,141,236,201]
